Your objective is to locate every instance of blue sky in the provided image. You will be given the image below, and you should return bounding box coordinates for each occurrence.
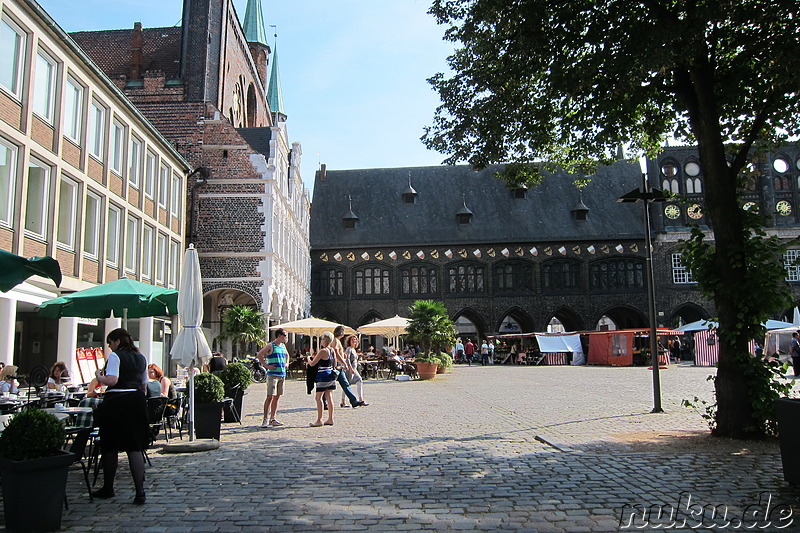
[36,0,455,197]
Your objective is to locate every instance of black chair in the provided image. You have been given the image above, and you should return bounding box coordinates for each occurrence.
[63,428,93,509]
[164,393,184,440]
[146,396,169,444]
[223,385,242,425]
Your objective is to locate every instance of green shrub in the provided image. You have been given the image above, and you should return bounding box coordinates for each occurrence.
[414,352,440,364]
[193,373,225,403]
[0,408,65,461]
[219,362,252,391]
[436,351,454,369]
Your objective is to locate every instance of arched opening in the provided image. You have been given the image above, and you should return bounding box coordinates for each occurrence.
[357,310,385,352]
[594,306,647,330]
[246,83,257,127]
[204,288,259,360]
[452,308,486,343]
[496,307,535,334]
[669,304,710,329]
[548,307,585,332]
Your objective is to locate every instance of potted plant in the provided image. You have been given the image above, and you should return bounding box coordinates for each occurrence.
[436,351,454,374]
[218,305,268,358]
[406,300,457,380]
[192,372,225,440]
[0,408,73,532]
[219,362,252,423]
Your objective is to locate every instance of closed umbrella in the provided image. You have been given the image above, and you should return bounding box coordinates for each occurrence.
[169,245,212,441]
[0,249,61,292]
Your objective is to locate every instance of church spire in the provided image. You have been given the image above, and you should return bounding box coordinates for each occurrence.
[267,44,286,121]
[242,0,268,45]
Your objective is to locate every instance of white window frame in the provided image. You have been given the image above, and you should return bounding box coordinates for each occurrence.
[671,253,695,284]
[785,250,800,282]
[144,151,156,199]
[142,224,153,279]
[129,136,142,188]
[83,191,101,258]
[88,99,106,160]
[125,216,139,273]
[63,76,83,143]
[110,119,125,174]
[56,176,78,250]
[106,204,121,266]
[25,158,50,238]
[33,49,57,123]
[169,240,179,287]
[156,232,167,284]
[0,15,26,98]
[0,138,17,227]
[158,163,169,208]
[170,173,181,216]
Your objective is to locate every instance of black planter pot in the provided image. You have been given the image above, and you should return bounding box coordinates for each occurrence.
[194,402,223,440]
[0,451,74,532]
[776,398,800,485]
[223,387,245,423]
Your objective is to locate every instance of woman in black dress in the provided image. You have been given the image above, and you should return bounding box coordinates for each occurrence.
[92,328,149,504]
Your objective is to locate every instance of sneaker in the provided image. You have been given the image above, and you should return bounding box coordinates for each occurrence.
[269,419,284,427]
[261,419,271,428]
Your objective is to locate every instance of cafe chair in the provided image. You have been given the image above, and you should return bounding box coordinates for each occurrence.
[164,393,184,440]
[63,427,93,509]
[146,396,169,445]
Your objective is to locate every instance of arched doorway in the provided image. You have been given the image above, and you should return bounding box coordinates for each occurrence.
[496,307,534,334]
[204,288,260,358]
[594,306,647,330]
[548,307,584,332]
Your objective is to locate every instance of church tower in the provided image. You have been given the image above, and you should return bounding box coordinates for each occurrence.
[242,0,270,89]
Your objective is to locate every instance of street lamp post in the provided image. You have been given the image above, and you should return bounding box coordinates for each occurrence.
[617,157,669,413]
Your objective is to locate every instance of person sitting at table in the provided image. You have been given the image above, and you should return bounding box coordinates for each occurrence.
[0,365,18,395]
[47,361,70,390]
[86,377,102,398]
[147,364,176,399]
[208,352,227,374]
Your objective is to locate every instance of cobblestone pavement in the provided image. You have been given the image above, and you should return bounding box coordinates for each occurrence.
[13,364,800,532]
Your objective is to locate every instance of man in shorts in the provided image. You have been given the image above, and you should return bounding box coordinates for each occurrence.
[256,328,288,427]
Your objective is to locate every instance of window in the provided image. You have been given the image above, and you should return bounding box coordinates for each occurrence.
[785,250,800,282]
[129,137,142,188]
[672,253,695,284]
[158,163,169,208]
[156,233,167,284]
[354,266,390,296]
[0,139,17,226]
[447,263,485,293]
[125,216,139,272]
[63,77,83,142]
[83,192,101,257]
[142,225,153,278]
[542,261,580,292]
[33,51,56,122]
[494,261,533,292]
[169,240,179,287]
[171,174,181,216]
[144,151,156,198]
[0,16,25,97]
[312,268,344,298]
[110,120,125,174]
[106,204,121,266]
[25,158,49,237]
[88,100,105,160]
[401,265,438,295]
[590,259,645,291]
[56,177,78,249]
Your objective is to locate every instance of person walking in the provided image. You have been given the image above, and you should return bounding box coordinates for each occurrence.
[331,325,364,407]
[480,340,490,365]
[464,339,475,366]
[256,328,289,427]
[309,332,336,426]
[791,331,800,377]
[91,328,148,505]
[341,334,367,407]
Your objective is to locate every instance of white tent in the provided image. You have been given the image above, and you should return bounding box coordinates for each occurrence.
[535,333,585,365]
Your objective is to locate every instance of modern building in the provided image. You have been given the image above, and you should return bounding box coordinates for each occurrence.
[309,145,800,347]
[0,0,190,377]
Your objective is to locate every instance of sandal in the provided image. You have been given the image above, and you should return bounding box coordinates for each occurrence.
[339,402,346,408]
[309,421,323,427]
[324,421,334,426]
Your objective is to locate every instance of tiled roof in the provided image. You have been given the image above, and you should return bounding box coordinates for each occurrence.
[70,27,182,79]
[237,128,273,156]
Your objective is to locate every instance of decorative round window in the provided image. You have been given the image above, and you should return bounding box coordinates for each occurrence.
[773,158,790,174]
[661,163,678,177]
[743,201,758,212]
[664,205,681,219]
[777,200,792,216]
[687,204,703,219]
[684,162,701,177]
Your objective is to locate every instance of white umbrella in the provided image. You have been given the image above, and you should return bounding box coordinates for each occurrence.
[169,244,212,441]
[357,315,410,350]
[270,317,355,352]
[793,307,800,326]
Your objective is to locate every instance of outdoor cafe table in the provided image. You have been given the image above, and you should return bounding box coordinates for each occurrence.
[43,406,93,427]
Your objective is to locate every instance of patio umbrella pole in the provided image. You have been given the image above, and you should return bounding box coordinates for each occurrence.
[188,363,195,442]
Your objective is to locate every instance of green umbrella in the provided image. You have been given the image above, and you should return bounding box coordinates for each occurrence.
[37,277,178,320]
[0,249,62,293]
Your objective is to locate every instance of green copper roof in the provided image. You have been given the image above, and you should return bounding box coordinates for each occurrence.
[242,0,268,45]
[267,47,285,117]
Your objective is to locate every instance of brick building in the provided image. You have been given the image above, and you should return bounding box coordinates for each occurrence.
[309,146,800,347]
[69,0,311,352]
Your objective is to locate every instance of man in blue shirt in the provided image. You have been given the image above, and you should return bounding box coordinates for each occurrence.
[257,328,288,428]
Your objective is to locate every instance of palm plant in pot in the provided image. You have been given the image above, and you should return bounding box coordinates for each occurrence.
[219,362,252,423]
[406,300,457,380]
[218,305,268,358]
[0,408,73,532]
[193,372,225,440]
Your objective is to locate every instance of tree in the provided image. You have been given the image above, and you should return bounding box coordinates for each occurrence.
[423,0,800,438]
[406,300,457,356]
[219,305,268,357]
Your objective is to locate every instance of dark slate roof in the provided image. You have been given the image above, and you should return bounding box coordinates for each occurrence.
[237,128,273,156]
[69,27,182,79]
[310,162,646,248]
